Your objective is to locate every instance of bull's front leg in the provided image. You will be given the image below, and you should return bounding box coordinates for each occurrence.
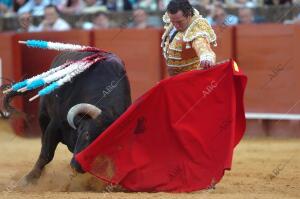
[22,120,61,185]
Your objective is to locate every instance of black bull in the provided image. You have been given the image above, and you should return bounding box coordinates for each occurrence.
[2,51,132,184]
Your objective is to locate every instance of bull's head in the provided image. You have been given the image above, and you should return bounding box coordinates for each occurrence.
[67,103,110,173]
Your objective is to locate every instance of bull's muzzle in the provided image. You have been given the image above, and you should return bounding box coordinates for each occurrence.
[70,157,85,173]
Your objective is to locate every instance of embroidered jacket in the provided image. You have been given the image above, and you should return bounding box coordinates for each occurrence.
[161,9,217,76]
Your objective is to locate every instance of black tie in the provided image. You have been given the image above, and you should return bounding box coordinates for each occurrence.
[169,30,179,43]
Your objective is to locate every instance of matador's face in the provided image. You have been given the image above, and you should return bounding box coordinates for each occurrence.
[168,10,191,32]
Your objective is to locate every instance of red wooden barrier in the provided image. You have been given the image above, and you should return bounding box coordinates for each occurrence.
[0,33,24,135]
[92,28,163,101]
[213,26,235,62]
[236,24,300,114]
[236,24,300,137]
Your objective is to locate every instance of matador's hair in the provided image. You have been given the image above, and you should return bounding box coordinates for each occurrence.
[166,0,194,17]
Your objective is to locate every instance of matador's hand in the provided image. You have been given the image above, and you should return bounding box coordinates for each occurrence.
[200,60,214,69]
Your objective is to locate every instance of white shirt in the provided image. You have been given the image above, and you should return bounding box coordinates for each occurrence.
[17,0,50,16]
[37,18,71,31]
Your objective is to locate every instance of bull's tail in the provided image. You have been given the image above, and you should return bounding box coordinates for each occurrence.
[0,84,23,119]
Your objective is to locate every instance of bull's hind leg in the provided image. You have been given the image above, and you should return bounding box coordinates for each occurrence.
[23,119,61,185]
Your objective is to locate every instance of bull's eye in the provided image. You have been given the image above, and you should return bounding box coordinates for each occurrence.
[78,125,84,132]
[84,132,90,140]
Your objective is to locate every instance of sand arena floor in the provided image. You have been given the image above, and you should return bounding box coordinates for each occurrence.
[0,120,299,199]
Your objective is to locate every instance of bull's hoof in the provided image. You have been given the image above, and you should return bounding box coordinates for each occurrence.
[6,174,36,191]
[17,176,32,187]
[17,170,42,187]
[70,158,85,173]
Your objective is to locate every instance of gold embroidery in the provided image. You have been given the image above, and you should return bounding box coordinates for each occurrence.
[168,63,200,76]
[167,57,199,67]
[192,37,216,63]
[168,50,182,57]
[183,15,217,46]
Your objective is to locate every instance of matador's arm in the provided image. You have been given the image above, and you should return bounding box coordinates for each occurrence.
[192,37,216,69]
[182,13,217,69]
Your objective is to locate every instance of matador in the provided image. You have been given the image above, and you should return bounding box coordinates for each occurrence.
[161,0,217,76]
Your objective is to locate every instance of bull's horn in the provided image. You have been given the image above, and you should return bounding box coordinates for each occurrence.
[67,103,102,129]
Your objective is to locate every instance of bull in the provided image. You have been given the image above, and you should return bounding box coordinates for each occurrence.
[1,51,132,184]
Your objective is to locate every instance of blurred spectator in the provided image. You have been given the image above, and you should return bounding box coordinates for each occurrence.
[127,8,151,29]
[104,0,136,11]
[122,0,137,11]
[238,7,254,24]
[264,0,292,5]
[286,12,300,24]
[293,18,300,24]
[81,0,107,14]
[36,5,71,31]
[198,0,211,8]
[0,0,13,15]
[52,0,62,5]
[226,0,257,8]
[13,0,28,13]
[206,3,238,25]
[17,12,38,31]
[93,12,110,28]
[57,0,84,14]
[131,8,162,28]
[18,0,50,16]
[177,0,218,8]
[158,0,169,10]
[238,7,265,24]
[138,0,157,11]
[188,0,202,6]
[82,12,111,29]
[104,0,134,11]
[106,0,117,10]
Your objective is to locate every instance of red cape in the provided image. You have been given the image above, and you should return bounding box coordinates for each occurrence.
[76,60,247,192]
